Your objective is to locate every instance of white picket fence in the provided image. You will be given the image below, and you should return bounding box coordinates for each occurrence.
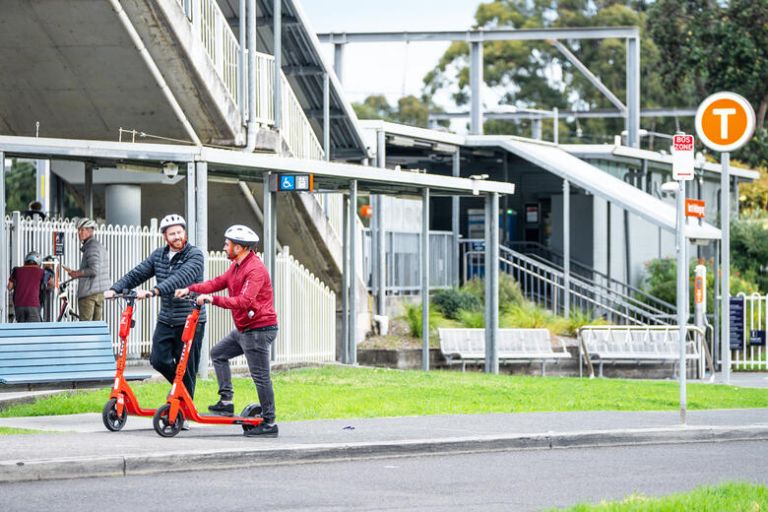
[730,293,768,371]
[3,216,336,367]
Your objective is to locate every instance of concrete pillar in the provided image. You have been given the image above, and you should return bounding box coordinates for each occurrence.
[105,185,141,227]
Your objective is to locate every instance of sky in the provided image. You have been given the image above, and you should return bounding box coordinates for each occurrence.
[299,0,484,107]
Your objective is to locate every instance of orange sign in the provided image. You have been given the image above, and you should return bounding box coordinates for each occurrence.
[695,276,704,305]
[685,198,705,218]
[695,92,755,152]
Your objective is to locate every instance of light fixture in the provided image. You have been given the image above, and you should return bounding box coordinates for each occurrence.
[162,161,179,180]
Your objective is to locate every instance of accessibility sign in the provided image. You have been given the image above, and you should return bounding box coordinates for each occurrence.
[695,92,755,152]
[269,173,314,192]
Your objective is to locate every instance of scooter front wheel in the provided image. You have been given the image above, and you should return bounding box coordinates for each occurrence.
[153,404,183,437]
[102,398,128,432]
[240,403,263,433]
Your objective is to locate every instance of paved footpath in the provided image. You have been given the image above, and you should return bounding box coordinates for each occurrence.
[1,408,768,483]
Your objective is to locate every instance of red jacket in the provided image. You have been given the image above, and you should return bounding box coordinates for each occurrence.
[189,251,277,331]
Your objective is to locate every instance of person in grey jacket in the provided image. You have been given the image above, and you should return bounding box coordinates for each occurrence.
[104,214,206,399]
[68,218,110,321]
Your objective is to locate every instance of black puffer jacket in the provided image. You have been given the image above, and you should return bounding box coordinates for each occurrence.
[110,243,206,327]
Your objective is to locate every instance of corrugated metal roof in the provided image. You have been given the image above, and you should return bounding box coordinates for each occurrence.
[467,136,722,240]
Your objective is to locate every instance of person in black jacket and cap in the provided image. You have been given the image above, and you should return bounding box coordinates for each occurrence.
[104,214,206,401]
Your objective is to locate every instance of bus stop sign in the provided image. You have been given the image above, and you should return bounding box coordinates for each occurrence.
[695,92,755,152]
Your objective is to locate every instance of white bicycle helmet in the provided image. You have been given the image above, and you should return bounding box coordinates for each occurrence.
[24,251,41,266]
[224,224,259,247]
[76,217,97,230]
[159,214,186,233]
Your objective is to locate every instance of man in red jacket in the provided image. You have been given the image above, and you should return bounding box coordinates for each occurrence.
[175,225,279,437]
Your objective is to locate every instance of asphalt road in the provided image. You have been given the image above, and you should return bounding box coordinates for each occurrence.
[2,440,766,511]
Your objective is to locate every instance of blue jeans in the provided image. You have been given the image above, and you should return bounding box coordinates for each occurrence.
[211,328,277,422]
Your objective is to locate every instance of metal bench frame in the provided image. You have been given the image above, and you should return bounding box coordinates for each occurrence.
[0,321,117,388]
[438,328,571,375]
[578,325,707,379]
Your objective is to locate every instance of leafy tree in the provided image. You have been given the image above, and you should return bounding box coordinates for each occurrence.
[648,0,768,166]
[5,159,36,214]
[352,94,445,129]
[352,95,394,122]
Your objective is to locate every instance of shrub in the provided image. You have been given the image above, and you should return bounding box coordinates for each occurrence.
[457,309,485,328]
[432,288,481,320]
[402,302,458,339]
[461,274,526,311]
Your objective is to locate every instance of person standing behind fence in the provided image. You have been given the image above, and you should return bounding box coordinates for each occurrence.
[7,251,53,322]
[67,217,110,321]
[104,214,206,400]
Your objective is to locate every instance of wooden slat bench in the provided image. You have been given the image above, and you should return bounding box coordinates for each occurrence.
[578,326,703,378]
[438,328,571,375]
[0,321,119,389]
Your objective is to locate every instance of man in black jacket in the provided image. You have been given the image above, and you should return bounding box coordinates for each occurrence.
[104,214,206,399]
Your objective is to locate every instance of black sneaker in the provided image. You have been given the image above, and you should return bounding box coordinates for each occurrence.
[207,400,234,416]
[244,422,279,438]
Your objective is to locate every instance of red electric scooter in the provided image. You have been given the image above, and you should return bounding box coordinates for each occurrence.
[102,290,157,431]
[152,294,263,437]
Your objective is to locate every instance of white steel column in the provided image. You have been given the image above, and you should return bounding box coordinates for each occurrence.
[563,179,570,319]
[470,39,484,135]
[185,162,197,246]
[484,192,499,374]
[341,193,350,363]
[84,163,94,219]
[375,130,386,316]
[348,179,358,365]
[720,152,731,383]
[323,72,330,160]
[452,150,461,287]
[0,151,6,321]
[273,0,282,130]
[334,43,344,83]
[626,35,641,148]
[195,161,209,378]
[421,187,430,371]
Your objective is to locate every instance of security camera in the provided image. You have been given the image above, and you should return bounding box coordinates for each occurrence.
[660,181,678,195]
[162,162,179,180]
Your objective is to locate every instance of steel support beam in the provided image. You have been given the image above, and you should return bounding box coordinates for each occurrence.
[421,187,430,371]
[484,192,499,374]
[375,130,386,316]
[348,179,358,365]
[273,0,282,130]
[626,35,641,147]
[341,193,350,363]
[428,107,697,121]
[563,179,570,319]
[470,40,483,135]
[84,163,93,219]
[239,0,246,124]
[263,172,274,277]
[452,151,461,287]
[185,162,197,246]
[318,27,640,44]
[323,72,330,161]
[195,161,209,378]
[334,43,344,83]
[0,151,6,321]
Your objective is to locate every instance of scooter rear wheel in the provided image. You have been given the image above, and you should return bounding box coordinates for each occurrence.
[153,404,183,437]
[102,398,128,432]
[240,403,263,432]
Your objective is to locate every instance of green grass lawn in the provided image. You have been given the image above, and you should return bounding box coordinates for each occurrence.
[553,482,768,511]
[0,426,41,435]
[2,366,767,421]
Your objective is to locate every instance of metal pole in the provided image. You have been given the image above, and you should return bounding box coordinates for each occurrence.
[185,162,197,246]
[452,150,461,287]
[0,151,6,322]
[334,43,344,83]
[323,72,330,161]
[721,152,731,383]
[244,0,257,151]
[713,240,720,368]
[485,192,499,374]
[470,40,484,135]
[349,179,358,365]
[532,118,542,140]
[263,172,273,276]
[375,130,386,316]
[273,0,282,130]
[421,187,430,371]
[676,179,687,423]
[563,179,570,319]
[341,193,350,363]
[196,161,209,378]
[626,35,640,148]
[84,163,93,219]
[239,0,246,123]
[553,107,559,145]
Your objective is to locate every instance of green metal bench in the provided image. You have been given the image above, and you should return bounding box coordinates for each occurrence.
[0,322,118,388]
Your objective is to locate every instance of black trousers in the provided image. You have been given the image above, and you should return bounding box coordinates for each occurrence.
[150,321,205,399]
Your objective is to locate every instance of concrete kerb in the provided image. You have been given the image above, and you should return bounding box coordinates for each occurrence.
[2,424,768,483]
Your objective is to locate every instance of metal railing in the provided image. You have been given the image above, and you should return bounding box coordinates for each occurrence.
[363,230,455,293]
[461,240,671,325]
[508,241,676,316]
[175,0,324,161]
[729,293,768,371]
[4,215,336,367]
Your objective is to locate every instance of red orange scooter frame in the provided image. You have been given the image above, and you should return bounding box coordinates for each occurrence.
[102,290,156,431]
[152,295,263,437]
